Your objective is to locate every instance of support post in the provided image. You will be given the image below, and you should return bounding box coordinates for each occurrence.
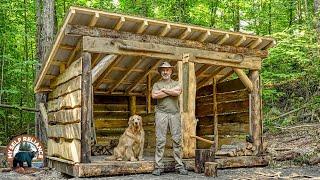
[178,53,196,158]
[146,74,152,113]
[213,78,218,151]
[129,96,136,116]
[249,70,262,154]
[81,52,92,163]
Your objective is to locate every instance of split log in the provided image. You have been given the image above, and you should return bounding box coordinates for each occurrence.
[194,149,215,173]
[47,90,82,112]
[48,108,81,124]
[48,76,81,100]
[51,57,82,88]
[47,123,81,139]
[204,162,218,177]
[47,138,81,162]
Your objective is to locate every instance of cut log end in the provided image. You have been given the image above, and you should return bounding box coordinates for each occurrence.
[204,162,218,177]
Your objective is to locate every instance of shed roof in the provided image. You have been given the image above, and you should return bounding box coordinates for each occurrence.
[34,6,275,94]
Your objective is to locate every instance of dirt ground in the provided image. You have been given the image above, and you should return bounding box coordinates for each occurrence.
[1,123,320,179]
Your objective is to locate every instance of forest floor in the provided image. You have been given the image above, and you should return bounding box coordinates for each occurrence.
[0,122,320,180]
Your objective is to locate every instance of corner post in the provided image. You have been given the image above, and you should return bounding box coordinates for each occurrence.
[81,52,92,163]
[249,70,262,154]
[213,78,218,151]
[179,53,196,158]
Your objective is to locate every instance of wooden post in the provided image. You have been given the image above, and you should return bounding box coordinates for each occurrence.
[129,96,136,116]
[179,53,196,158]
[249,70,262,154]
[146,74,152,113]
[81,52,92,163]
[213,78,218,151]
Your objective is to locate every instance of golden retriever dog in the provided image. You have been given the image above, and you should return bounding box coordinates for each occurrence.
[108,115,145,161]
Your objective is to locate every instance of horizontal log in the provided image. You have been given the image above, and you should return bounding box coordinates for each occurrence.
[197,78,246,96]
[83,36,262,70]
[95,119,128,129]
[215,155,270,168]
[48,108,81,124]
[197,112,249,125]
[196,89,248,104]
[47,138,81,162]
[48,123,81,139]
[66,25,268,58]
[51,58,82,88]
[197,123,249,136]
[93,104,147,112]
[49,76,81,100]
[48,90,82,112]
[196,99,249,117]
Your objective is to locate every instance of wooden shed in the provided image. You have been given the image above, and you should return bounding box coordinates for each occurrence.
[34,6,275,177]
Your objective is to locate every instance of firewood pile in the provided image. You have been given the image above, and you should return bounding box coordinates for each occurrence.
[91,139,118,156]
[216,142,256,157]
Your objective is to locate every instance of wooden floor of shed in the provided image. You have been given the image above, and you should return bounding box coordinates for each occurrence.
[47,155,270,177]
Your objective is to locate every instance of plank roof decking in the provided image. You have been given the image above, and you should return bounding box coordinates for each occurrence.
[34,6,275,94]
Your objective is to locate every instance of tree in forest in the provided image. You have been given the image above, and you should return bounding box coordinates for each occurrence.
[35,0,56,144]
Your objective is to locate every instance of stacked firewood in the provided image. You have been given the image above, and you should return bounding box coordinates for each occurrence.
[216,142,256,157]
[91,139,118,156]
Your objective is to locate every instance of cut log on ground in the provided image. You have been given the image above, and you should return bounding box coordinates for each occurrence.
[195,149,215,173]
[204,162,218,177]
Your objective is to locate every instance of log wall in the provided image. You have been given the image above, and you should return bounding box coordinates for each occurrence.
[196,78,249,149]
[47,58,82,163]
[93,95,174,157]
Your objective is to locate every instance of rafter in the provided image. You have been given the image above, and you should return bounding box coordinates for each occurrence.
[109,57,142,93]
[114,16,125,30]
[217,70,234,83]
[66,39,82,67]
[137,20,148,34]
[126,60,162,93]
[197,67,224,89]
[198,30,211,42]
[234,36,246,47]
[249,38,262,49]
[179,27,191,40]
[195,64,211,77]
[217,33,229,45]
[159,24,171,37]
[89,12,100,27]
[94,56,123,90]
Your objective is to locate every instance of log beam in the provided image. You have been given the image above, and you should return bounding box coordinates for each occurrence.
[94,56,123,90]
[82,36,262,70]
[81,52,92,163]
[65,25,268,58]
[91,54,118,83]
[233,68,253,92]
[249,70,262,155]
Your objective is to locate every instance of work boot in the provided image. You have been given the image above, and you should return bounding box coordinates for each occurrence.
[152,168,164,176]
[176,167,188,175]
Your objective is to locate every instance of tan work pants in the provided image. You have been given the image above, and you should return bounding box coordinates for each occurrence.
[154,111,184,169]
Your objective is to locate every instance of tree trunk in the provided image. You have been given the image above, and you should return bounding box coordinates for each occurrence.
[35,0,56,144]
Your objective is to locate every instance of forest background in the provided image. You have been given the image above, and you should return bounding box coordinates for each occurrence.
[0,0,319,145]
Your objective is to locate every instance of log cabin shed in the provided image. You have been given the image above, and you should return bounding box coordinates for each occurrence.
[34,6,276,177]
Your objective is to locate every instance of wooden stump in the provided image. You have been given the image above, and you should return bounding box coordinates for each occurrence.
[204,162,218,177]
[195,149,215,173]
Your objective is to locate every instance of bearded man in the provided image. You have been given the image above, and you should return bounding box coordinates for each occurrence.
[151,61,188,176]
